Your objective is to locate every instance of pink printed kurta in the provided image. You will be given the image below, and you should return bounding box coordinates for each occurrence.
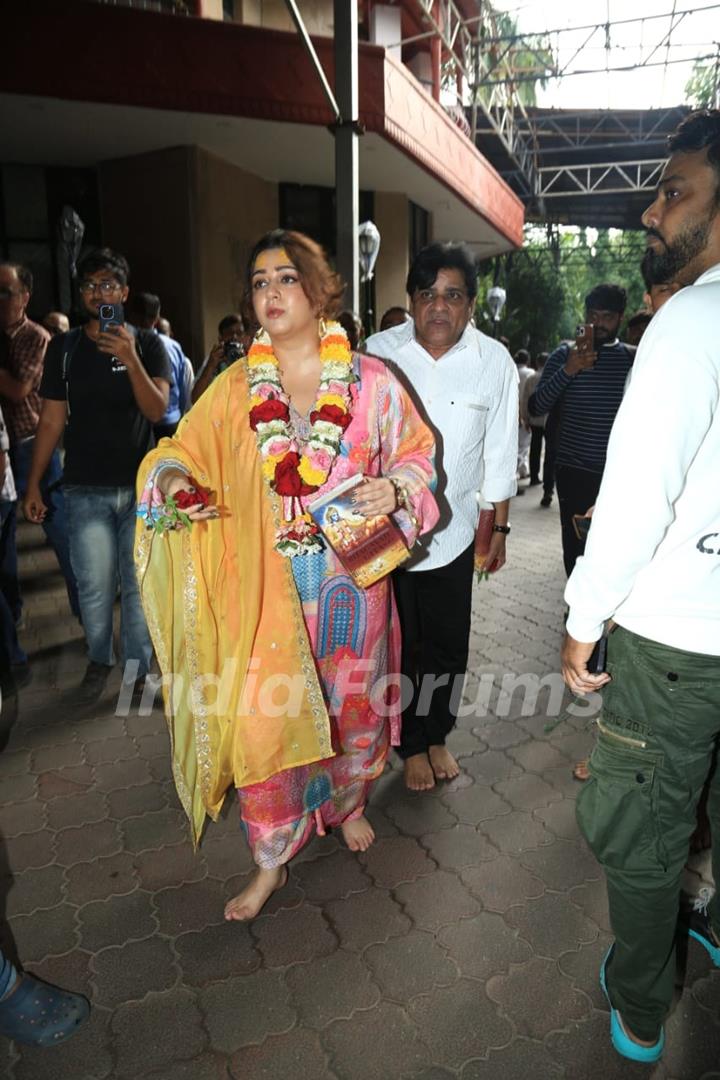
[238,354,438,867]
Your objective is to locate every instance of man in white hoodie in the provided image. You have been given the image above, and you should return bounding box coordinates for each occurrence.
[562,109,720,1065]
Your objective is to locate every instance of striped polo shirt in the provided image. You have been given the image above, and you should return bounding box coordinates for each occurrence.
[529,340,634,473]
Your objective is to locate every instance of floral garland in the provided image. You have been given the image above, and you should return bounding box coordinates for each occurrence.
[247,320,354,556]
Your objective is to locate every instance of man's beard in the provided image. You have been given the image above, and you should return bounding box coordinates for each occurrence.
[643,215,713,285]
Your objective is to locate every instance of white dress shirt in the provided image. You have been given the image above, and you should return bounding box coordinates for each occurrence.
[366,320,518,571]
[566,261,720,654]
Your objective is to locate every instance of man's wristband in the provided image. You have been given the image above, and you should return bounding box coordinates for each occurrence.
[492,523,511,535]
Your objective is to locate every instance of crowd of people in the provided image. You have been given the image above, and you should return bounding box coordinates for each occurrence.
[0,108,717,1066]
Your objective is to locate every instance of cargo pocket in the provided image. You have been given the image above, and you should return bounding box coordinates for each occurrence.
[576,731,667,873]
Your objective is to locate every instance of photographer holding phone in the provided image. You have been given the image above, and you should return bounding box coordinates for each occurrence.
[528,283,634,576]
[22,248,171,707]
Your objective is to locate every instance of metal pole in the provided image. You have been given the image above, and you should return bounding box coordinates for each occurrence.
[284,0,342,122]
[333,0,359,314]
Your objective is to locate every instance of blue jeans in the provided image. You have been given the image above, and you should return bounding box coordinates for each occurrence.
[11,440,79,619]
[0,947,17,1001]
[64,485,152,678]
[0,501,26,668]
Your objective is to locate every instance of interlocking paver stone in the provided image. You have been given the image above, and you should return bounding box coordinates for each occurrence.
[438,911,533,980]
[481,809,554,855]
[91,935,179,1008]
[460,853,544,911]
[325,888,412,951]
[153,877,227,933]
[486,956,592,1039]
[361,835,436,888]
[45,789,108,831]
[92,756,152,791]
[292,848,372,902]
[406,980,514,1069]
[385,790,459,836]
[54,819,123,866]
[323,1001,431,1080]
[4,827,56,871]
[461,749,523,784]
[252,902,338,966]
[504,893,598,959]
[395,869,481,932]
[5,863,65,916]
[365,928,457,1001]
[533,797,582,841]
[78,890,158,950]
[230,1030,337,1080]
[460,1036,563,1079]
[494,772,563,811]
[420,822,498,869]
[519,838,601,891]
[175,920,261,984]
[106,781,168,819]
[286,947,380,1026]
[65,850,138,904]
[121,806,188,852]
[0,796,46,836]
[112,987,207,1076]
[11,902,79,963]
[200,969,296,1053]
[144,1052,231,1080]
[0,769,36,803]
[37,765,94,800]
[441,783,512,824]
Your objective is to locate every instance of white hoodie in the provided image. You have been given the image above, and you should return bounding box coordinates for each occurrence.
[566,261,720,655]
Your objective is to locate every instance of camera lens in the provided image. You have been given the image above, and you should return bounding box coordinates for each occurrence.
[100,305,112,319]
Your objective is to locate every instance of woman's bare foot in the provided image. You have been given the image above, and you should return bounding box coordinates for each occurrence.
[404,753,435,791]
[224,866,288,921]
[428,745,460,781]
[341,814,375,852]
[617,1013,661,1048]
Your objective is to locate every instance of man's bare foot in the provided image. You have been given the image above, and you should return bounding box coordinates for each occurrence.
[428,745,460,781]
[224,866,288,921]
[404,753,435,791]
[341,814,375,852]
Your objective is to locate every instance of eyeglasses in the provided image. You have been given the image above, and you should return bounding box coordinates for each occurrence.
[78,280,122,296]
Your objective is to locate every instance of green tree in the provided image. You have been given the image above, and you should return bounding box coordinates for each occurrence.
[685,58,720,108]
[476,227,647,354]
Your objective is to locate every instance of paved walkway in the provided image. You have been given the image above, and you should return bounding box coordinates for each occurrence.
[0,492,717,1080]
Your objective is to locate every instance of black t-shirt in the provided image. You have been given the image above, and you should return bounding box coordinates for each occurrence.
[40,326,171,487]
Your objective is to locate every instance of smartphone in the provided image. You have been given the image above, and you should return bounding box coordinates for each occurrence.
[99,302,124,334]
[572,514,592,542]
[575,322,595,357]
[588,634,608,675]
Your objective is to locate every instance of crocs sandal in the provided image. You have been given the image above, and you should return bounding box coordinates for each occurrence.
[600,946,664,1064]
[685,887,720,967]
[0,974,90,1047]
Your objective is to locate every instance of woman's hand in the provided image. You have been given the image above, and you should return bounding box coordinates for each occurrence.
[165,474,219,523]
[352,477,397,518]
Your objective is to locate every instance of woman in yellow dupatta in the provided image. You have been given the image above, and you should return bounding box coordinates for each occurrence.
[136,230,438,919]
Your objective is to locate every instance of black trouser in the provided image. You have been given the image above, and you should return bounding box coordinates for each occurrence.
[529,426,544,484]
[555,464,603,577]
[392,542,474,759]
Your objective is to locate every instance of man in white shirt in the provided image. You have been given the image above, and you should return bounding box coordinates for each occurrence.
[366,243,518,791]
[562,109,720,1065]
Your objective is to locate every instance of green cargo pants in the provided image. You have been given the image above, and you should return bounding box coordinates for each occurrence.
[576,624,720,1041]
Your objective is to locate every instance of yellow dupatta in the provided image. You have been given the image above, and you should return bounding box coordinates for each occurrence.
[135,363,332,846]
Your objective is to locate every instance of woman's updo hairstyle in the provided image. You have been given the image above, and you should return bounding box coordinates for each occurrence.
[243,229,345,329]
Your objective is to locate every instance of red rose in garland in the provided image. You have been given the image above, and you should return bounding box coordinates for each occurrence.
[249,397,289,431]
[310,403,352,430]
[273,452,314,497]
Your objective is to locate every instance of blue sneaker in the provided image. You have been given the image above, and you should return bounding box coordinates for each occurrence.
[686,887,720,967]
[599,946,665,1064]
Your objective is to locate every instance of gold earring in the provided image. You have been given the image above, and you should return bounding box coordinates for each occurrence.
[318,316,327,337]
